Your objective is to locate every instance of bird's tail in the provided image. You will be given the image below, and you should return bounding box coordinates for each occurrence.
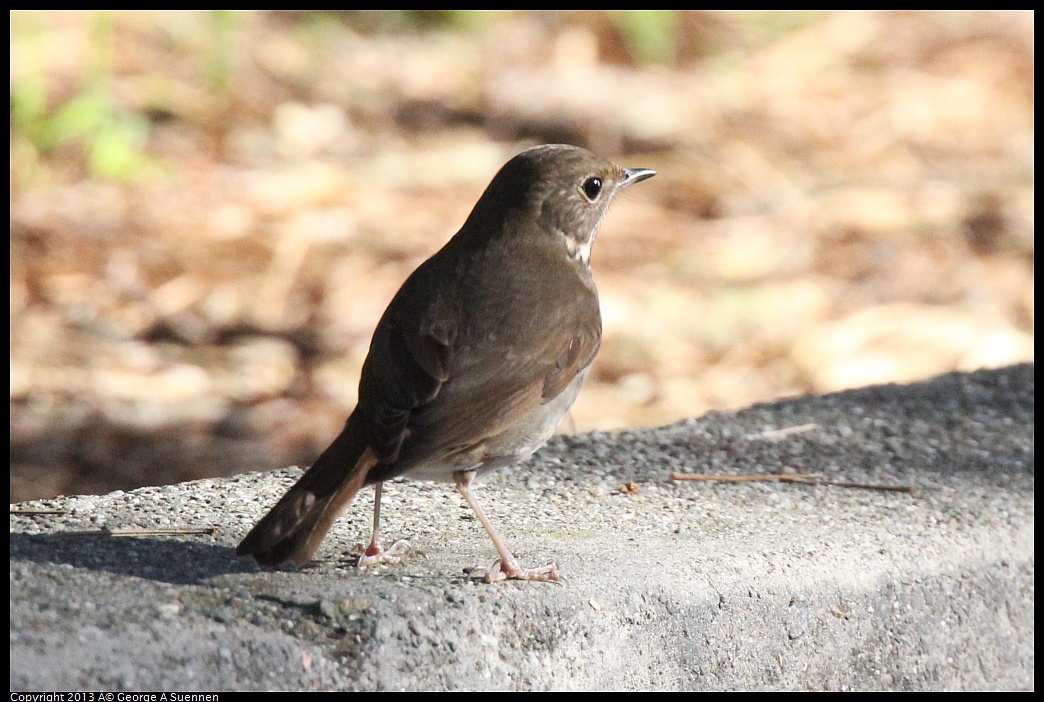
[237,411,376,567]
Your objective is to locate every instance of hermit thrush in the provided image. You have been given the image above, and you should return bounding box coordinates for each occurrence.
[237,144,655,581]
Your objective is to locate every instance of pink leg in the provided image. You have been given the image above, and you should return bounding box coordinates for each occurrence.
[355,482,413,566]
[454,472,559,583]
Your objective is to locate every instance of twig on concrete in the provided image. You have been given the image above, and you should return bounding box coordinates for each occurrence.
[747,423,819,440]
[670,472,916,494]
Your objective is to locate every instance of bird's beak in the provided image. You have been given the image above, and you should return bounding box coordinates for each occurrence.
[622,168,656,188]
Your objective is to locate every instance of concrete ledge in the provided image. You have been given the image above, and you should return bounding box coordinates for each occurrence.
[10,364,1034,691]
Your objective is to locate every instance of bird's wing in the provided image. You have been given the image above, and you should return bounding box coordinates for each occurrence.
[358,245,600,470]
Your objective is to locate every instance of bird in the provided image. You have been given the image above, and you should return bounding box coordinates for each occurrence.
[237,144,655,582]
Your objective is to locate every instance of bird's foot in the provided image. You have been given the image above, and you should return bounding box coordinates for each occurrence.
[354,539,414,566]
[483,557,559,583]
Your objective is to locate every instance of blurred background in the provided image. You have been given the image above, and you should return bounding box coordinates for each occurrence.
[10,11,1034,502]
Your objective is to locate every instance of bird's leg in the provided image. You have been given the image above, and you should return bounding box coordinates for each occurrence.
[454,471,559,583]
[355,482,413,565]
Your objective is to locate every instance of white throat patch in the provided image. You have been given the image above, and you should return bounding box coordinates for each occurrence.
[563,231,594,266]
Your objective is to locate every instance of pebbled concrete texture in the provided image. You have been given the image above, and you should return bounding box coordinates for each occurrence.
[10,364,1033,691]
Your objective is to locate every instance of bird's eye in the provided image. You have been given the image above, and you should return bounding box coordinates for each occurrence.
[581,177,602,201]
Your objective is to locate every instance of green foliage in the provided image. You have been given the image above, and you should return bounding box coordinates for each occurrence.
[609,10,679,65]
[205,10,241,92]
[11,11,153,181]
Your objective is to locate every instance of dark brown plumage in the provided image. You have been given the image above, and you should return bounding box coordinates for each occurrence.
[237,144,655,581]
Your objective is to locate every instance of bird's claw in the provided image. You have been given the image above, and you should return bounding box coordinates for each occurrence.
[483,558,559,583]
[354,539,414,566]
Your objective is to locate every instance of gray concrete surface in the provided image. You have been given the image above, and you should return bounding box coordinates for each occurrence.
[10,364,1034,691]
